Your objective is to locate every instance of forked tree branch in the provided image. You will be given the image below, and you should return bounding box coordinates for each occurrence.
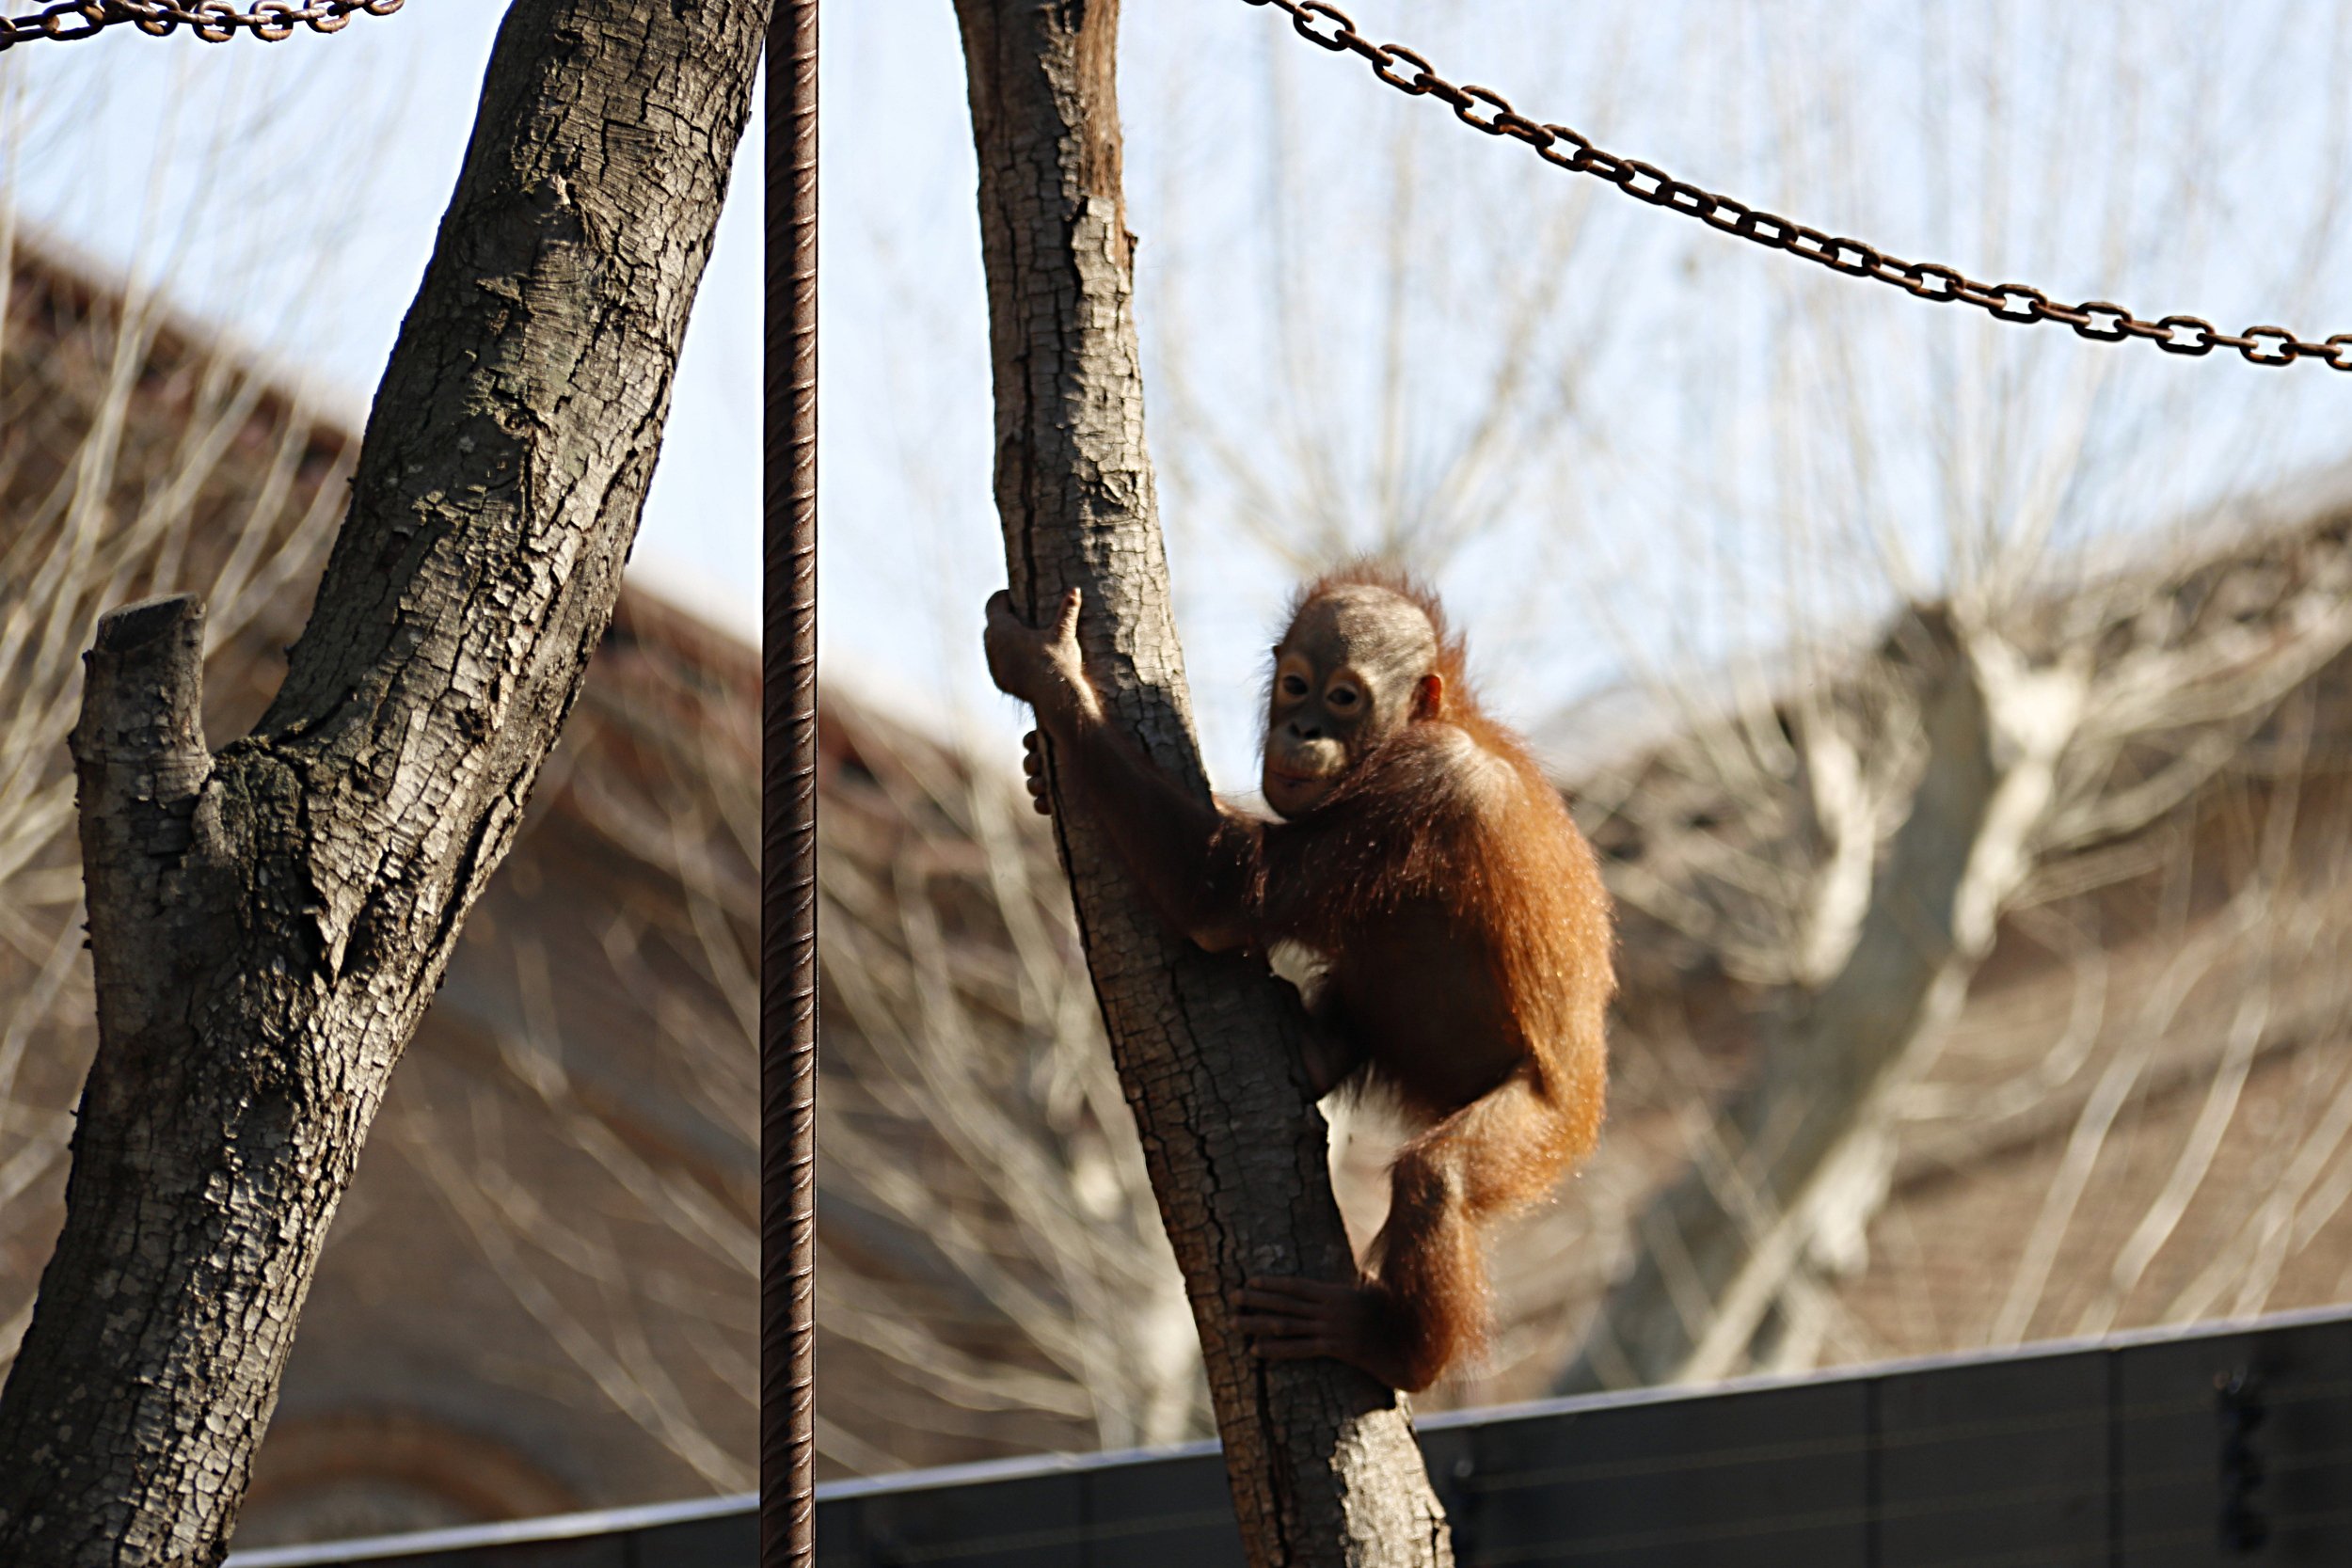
[0,3,771,1561]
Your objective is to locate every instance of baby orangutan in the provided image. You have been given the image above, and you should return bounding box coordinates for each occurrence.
[982,566,1612,1392]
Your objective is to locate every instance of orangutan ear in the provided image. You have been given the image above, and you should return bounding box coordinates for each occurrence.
[1413,673,1444,721]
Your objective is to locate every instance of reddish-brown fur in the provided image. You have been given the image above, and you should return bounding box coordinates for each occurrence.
[1244,565,1612,1387]
[981,564,1613,1391]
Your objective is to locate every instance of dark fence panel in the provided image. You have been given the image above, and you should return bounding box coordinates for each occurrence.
[1456,1375,1872,1566]
[1873,1348,2110,1567]
[230,1306,2352,1568]
[2110,1314,2352,1566]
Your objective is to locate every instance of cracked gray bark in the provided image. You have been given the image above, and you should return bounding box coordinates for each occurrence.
[952,5,1450,1564]
[0,3,771,1562]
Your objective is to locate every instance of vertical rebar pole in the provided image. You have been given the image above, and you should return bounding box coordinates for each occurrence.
[761,1,819,1565]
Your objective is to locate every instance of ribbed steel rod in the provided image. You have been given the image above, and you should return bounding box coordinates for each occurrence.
[760,1,819,1564]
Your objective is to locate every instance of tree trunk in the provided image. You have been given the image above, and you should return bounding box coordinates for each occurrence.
[1560,610,2087,1394]
[0,3,771,1562]
[951,5,1451,1564]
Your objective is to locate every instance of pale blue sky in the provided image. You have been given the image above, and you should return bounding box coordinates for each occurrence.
[1,7,761,621]
[8,4,2352,792]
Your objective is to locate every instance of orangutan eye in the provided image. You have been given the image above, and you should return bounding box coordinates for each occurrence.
[1280,674,1310,698]
[1328,686,1359,708]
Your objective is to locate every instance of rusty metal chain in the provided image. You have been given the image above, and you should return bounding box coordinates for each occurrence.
[1245,0,2352,372]
[0,0,400,51]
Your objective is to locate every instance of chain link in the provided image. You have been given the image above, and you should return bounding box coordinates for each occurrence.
[1244,0,2352,372]
[0,0,400,51]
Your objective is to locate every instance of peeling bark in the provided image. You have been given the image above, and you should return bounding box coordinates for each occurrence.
[1561,610,2088,1394]
[952,4,1451,1564]
[0,4,771,1562]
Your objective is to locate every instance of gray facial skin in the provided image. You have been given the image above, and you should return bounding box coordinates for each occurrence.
[1261,586,1438,817]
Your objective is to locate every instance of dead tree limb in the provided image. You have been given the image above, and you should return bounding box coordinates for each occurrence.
[952,3,1452,1563]
[0,3,771,1561]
